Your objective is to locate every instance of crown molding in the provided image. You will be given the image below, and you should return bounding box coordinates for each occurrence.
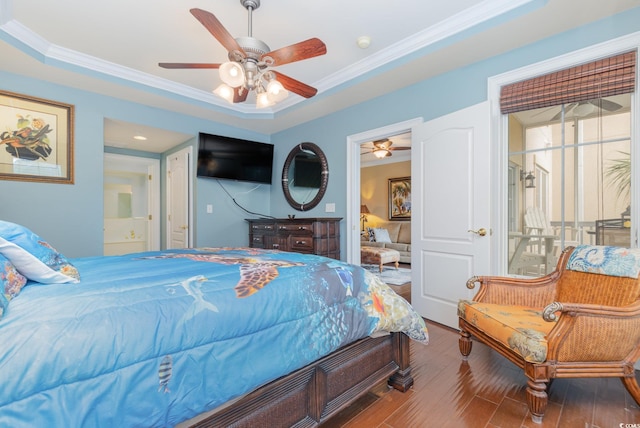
[0,0,538,117]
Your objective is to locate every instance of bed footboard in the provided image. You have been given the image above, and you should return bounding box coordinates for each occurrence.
[187,332,412,427]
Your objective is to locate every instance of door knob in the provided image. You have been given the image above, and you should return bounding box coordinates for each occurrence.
[468,228,487,236]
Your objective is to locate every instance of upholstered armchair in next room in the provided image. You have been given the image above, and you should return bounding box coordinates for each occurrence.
[458,245,640,424]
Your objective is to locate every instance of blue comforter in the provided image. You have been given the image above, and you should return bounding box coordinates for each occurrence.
[0,248,428,427]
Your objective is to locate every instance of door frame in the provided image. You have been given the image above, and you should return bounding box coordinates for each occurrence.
[488,32,640,273]
[346,118,422,265]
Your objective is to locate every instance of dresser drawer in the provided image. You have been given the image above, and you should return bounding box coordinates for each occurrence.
[289,236,313,251]
[250,235,264,246]
[251,223,275,232]
[278,223,313,233]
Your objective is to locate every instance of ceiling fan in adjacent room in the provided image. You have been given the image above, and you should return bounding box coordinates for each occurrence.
[530,98,625,122]
[549,98,623,121]
[159,0,327,108]
[361,138,411,159]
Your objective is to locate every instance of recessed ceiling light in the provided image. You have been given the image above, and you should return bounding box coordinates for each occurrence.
[133,135,147,141]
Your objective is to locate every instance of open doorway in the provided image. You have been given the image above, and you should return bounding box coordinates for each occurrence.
[360,133,411,260]
[103,153,160,255]
[345,118,421,266]
[103,118,193,254]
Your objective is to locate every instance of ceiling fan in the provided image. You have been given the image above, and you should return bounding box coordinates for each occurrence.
[549,98,623,121]
[530,98,624,122]
[361,138,411,159]
[159,0,327,107]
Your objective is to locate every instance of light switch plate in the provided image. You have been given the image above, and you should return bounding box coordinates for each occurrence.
[206,204,213,214]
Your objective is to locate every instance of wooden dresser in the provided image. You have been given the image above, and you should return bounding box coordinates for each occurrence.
[247,217,342,259]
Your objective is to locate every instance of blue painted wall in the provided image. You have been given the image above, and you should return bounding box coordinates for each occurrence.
[0,75,271,257]
[1,7,639,258]
[270,8,640,253]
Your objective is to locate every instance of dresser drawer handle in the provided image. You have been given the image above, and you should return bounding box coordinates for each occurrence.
[272,244,279,248]
[298,226,307,230]
[295,240,307,245]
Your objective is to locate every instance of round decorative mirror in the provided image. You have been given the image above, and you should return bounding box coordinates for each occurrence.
[282,142,328,211]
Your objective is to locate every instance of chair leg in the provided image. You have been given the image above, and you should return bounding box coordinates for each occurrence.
[621,374,640,406]
[459,329,472,360]
[526,379,548,424]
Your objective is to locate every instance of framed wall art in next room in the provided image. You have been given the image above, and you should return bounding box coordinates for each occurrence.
[389,176,411,220]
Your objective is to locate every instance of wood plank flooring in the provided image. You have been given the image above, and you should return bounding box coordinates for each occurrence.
[322,277,640,427]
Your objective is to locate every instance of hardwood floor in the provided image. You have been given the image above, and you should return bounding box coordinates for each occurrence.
[322,285,640,427]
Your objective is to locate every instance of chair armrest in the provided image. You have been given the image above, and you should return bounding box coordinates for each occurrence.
[543,300,640,321]
[543,300,640,362]
[466,273,559,307]
[466,247,574,306]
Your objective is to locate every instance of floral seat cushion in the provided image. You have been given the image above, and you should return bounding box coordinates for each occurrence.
[457,300,557,363]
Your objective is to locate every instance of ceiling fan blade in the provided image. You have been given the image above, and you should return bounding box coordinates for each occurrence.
[390,147,411,151]
[262,38,327,67]
[190,8,246,57]
[159,63,222,69]
[372,138,392,149]
[551,103,577,121]
[531,106,557,118]
[233,87,248,103]
[272,71,317,98]
[588,98,623,111]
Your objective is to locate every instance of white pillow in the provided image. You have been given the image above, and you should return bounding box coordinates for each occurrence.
[0,221,79,284]
[373,228,392,243]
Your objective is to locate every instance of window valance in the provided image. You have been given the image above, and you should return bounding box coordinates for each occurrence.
[500,50,636,114]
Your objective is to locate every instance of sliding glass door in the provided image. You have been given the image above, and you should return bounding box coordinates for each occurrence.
[507,94,631,277]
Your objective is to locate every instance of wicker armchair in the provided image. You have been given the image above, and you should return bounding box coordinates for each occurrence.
[458,245,640,424]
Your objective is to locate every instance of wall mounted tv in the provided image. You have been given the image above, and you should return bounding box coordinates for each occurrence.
[197,133,274,185]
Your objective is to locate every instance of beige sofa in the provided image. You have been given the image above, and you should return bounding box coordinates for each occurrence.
[362,221,411,264]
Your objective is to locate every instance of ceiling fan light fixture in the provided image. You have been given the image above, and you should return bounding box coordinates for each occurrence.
[213,83,235,103]
[266,79,288,103]
[219,61,246,87]
[256,90,274,108]
[373,148,389,159]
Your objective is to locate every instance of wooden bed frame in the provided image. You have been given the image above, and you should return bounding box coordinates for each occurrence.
[187,332,412,427]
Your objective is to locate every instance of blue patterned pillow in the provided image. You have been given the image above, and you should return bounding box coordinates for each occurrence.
[0,254,28,319]
[0,220,80,284]
[566,245,640,278]
[366,227,376,242]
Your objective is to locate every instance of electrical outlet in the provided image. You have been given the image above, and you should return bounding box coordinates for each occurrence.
[325,203,335,213]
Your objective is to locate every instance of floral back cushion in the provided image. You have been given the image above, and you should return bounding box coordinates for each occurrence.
[566,245,640,278]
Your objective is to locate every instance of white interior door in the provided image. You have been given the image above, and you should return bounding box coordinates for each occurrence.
[411,102,491,329]
[166,147,192,249]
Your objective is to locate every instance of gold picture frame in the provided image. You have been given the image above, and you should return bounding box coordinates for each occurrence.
[0,90,74,184]
[388,176,411,220]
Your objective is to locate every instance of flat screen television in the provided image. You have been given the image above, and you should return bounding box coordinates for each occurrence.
[197,133,274,185]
